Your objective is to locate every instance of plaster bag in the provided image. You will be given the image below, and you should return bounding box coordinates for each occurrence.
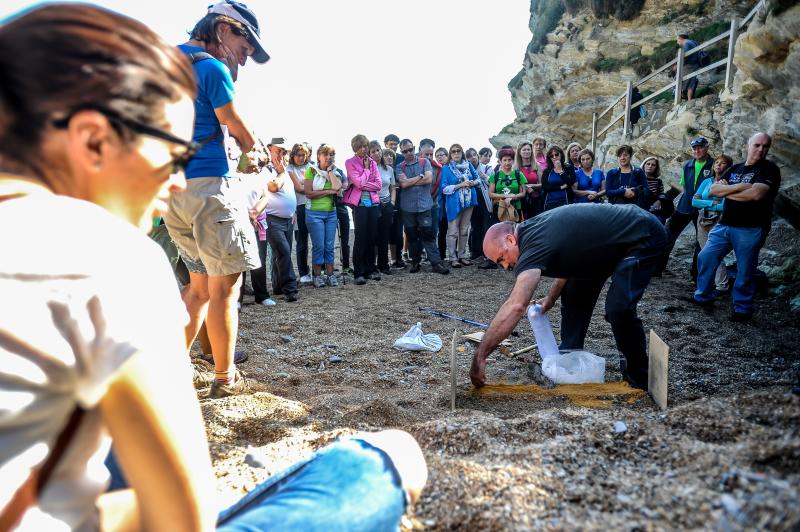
[393,322,443,352]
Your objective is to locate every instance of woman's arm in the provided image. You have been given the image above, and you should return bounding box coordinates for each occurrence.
[99,344,217,531]
[604,170,625,197]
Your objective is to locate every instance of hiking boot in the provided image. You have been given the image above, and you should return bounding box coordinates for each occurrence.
[368,272,382,281]
[409,263,421,273]
[380,268,393,275]
[683,295,714,314]
[313,275,326,288]
[393,260,406,268]
[355,276,367,285]
[285,293,298,302]
[432,263,450,275]
[478,261,498,270]
[208,370,249,399]
[327,274,339,287]
[192,360,214,389]
[342,267,354,275]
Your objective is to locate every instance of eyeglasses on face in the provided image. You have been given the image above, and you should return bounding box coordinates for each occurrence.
[401,147,415,154]
[53,107,201,173]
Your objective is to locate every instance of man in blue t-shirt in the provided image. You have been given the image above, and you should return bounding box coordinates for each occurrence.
[163,1,269,398]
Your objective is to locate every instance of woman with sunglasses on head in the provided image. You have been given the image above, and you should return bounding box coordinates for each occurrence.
[304,144,342,287]
[0,7,427,531]
[541,145,576,210]
[440,144,479,268]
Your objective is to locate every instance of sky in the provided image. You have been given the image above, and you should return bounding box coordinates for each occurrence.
[2,0,533,159]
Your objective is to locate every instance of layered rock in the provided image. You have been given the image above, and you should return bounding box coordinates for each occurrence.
[494,0,799,227]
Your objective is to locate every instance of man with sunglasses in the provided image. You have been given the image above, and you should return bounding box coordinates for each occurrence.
[164,1,270,398]
[396,139,450,275]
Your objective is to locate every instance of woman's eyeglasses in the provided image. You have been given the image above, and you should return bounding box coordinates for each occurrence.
[53,107,203,173]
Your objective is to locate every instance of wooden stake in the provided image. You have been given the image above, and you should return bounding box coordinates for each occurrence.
[510,344,537,357]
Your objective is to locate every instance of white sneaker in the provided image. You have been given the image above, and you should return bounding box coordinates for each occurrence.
[259,298,277,306]
[327,274,339,287]
[299,274,313,284]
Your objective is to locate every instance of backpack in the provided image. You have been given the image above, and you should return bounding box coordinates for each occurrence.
[698,50,711,67]
[187,51,215,64]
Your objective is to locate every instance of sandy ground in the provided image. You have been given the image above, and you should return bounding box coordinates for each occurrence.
[195,221,799,530]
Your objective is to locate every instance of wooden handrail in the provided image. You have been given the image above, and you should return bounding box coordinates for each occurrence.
[591,0,766,148]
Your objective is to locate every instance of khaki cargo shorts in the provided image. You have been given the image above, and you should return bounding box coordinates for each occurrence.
[163,176,260,277]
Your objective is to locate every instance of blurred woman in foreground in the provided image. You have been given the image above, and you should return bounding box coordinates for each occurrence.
[0,4,425,530]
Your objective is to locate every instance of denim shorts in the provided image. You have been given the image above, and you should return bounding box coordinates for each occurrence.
[217,438,407,531]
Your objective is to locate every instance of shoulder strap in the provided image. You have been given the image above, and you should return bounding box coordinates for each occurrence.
[187,51,215,64]
[0,407,85,530]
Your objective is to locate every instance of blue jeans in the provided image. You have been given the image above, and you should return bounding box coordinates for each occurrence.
[107,439,407,531]
[305,209,337,266]
[694,224,765,315]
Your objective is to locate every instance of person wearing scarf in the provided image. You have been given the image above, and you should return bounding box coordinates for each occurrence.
[440,144,479,268]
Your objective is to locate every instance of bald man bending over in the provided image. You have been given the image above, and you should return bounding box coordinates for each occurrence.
[471,204,667,389]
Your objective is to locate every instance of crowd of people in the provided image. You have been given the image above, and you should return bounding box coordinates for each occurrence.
[0,1,783,530]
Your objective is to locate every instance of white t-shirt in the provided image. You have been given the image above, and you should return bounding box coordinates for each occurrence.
[287,163,308,206]
[0,185,189,530]
[263,166,297,219]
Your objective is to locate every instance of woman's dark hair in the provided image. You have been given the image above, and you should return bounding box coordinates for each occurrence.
[616,145,634,157]
[0,4,196,173]
[713,154,733,177]
[546,146,566,170]
[478,147,492,158]
[448,144,465,160]
[577,148,595,165]
[289,143,310,164]
[380,149,395,170]
[465,148,478,159]
[368,140,382,156]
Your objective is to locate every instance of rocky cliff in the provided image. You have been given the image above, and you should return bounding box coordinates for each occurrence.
[493,0,799,227]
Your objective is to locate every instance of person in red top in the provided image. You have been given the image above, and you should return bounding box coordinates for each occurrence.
[516,140,543,219]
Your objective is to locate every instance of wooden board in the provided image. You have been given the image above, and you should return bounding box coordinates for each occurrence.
[648,330,669,411]
[462,331,512,347]
[450,330,458,411]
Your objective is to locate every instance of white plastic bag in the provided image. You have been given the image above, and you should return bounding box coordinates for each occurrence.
[393,322,443,352]
[527,305,606,384]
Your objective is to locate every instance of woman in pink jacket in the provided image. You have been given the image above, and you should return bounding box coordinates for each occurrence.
[344,134,383,285]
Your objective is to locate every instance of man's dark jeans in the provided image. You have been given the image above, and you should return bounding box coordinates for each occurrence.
[353,204,379,278]
[267,214,297,297]
[336,202,351,269]
[656,209,699,278]
[375,201,394,270]
[295,204,310,277]
[560,228,667,388]
[469,201,492,259]
[402,209,442,266]
[240,238,270,303]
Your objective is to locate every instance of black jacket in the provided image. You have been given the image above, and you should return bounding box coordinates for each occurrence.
[676,157,713,214]
[541,167,576,205]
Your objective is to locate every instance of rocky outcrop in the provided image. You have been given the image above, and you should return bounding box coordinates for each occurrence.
[494,0,799,227]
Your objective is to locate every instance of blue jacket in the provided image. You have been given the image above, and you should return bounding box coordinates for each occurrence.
[439,162,479,222]
[691,177,724,212]
[605,167,648,206]
[676,158,713,213]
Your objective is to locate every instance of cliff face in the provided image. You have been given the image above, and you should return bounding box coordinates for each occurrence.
[494,0,799,225]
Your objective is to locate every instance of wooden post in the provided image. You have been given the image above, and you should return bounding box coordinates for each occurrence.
[674,46,685,108]
[450,329,457,411]
[725,17,739,92]
[648,330,669,411]
[623,81,632,138]
[591,112,598,154]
